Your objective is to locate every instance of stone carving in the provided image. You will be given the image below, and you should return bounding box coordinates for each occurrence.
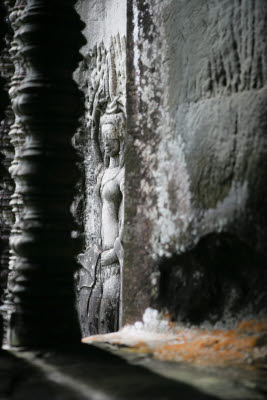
[0,0,15,339]
[4,0,86,346]
[0,0,27,341]
[77,35,126,335]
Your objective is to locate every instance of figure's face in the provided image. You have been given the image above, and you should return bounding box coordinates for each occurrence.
[104,138,120,157]
[102,124,120,157]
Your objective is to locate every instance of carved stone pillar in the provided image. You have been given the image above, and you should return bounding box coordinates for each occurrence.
[0,0,26,341]
[0,0,15,334]
[7,0,86,346]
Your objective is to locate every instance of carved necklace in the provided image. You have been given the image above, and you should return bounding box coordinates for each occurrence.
[100,166,121,191]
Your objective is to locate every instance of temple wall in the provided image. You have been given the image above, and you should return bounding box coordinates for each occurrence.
[75,0,267,334]
[76,0,126,52]
[124,0,267,325]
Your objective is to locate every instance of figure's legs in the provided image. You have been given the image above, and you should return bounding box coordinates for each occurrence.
[88,279,102,335]
[99,271,120,334]
[78,288,91,337]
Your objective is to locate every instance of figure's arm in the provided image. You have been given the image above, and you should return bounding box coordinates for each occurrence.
[91,107,103,167]
[118,176,125,241]
[114,176,125,266]
[89,85,107,168]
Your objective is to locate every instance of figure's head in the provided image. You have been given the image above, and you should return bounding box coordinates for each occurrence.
[103,137,120,157]
[100,103,126,167]
[100,111,125,141]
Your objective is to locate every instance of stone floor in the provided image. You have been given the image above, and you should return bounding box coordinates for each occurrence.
[0,311,266,400]
[82,319,267,400]
[0,337,266,400]
[0,345,220,400]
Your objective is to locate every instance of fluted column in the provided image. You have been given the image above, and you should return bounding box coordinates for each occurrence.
[0,0,15,329]
[7,0,86,347]
[1,0,27,342]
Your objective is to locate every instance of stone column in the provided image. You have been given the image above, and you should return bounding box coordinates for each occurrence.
[7,0,86,346]
[0,0,15,340]
[0,0,26,342]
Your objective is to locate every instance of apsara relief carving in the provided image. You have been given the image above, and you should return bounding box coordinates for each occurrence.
[77,34,126,335]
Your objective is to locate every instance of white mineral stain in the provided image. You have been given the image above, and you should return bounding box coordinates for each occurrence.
[202,180,248,234]
[132,0,192,258]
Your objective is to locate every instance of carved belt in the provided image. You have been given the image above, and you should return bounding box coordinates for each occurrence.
[100,263,120,281]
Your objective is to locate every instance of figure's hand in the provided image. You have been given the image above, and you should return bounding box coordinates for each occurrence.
[90,87,104,140]
[101,249,118,266]
[98,89,107,105]
[114,237,124,266]
[86,115,92,130]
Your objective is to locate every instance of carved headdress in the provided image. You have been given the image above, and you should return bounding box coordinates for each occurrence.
[87,35,126,168]
[87,34,126,135]
[100,98,126,140]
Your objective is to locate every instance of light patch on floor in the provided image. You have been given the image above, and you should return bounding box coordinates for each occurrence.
[83,308,267,370]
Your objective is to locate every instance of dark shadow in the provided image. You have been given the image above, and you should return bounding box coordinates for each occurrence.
[158,233,267,324]
[0,343,221,400]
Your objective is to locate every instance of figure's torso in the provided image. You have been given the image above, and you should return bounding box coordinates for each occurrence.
[100,167,124,250]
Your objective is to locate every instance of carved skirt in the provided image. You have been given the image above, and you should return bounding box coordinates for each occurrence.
[99,262,120,333]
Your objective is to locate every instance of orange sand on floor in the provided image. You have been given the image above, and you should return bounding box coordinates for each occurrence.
[154,320,266,367]
[83,319,267,369]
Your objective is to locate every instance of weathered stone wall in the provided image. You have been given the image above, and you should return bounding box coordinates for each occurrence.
[124,0,267,326]
[76,0,126,53]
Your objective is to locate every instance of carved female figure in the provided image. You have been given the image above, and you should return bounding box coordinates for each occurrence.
[87,99,125,334]
[77,35,126,336]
